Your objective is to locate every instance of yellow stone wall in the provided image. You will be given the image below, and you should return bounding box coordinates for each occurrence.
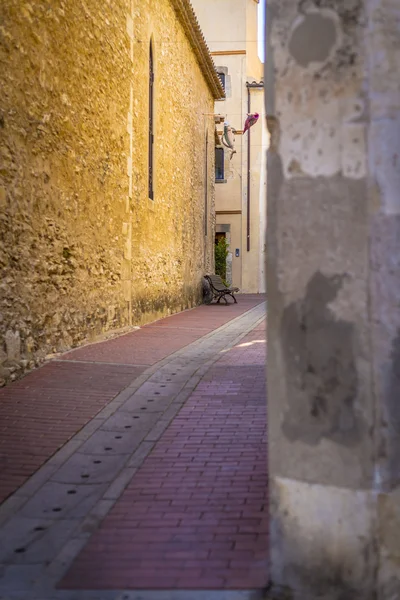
[0,0,216,382]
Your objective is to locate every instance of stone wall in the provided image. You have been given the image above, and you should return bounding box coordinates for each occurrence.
[0,0,216,384]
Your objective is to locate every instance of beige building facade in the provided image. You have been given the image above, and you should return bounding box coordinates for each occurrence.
[191,0,268,293]
[0,0,223,384]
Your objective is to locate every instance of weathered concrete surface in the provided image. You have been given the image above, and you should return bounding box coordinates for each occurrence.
[266,0,400,597]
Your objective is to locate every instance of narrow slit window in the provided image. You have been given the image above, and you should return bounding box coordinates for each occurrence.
[215,147,224,181]
[148,42,154,200]
[218,72,226,90]
[205,132,208,236]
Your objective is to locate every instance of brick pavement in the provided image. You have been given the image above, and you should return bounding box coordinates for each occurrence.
[0,362,143,505]
[0,296,264,506]
[60,319,267,591]
[63,296,263,365]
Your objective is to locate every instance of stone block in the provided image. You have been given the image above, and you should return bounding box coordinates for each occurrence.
[51,452,126,485]
[19,481,107,519]
[5,330,21,362]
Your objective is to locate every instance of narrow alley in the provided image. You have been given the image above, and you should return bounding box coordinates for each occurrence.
[0,297,267,599]
[3,0,399,596]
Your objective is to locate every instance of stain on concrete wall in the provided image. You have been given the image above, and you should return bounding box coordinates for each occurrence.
[281,271,363,447]
[289,12,337,68]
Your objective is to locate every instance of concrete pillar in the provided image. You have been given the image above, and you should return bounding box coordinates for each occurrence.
[265,1,400,598]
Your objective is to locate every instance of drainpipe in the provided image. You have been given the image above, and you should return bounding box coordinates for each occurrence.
[245,81,264,252]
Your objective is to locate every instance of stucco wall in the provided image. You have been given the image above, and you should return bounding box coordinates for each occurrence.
[0,0,216,384]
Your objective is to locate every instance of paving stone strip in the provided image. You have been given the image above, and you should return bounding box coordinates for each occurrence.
[0,302,266,600]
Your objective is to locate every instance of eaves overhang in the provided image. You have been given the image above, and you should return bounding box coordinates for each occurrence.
[170,0,226,100]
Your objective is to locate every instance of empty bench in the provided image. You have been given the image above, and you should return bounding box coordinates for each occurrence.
[205,274,239,304]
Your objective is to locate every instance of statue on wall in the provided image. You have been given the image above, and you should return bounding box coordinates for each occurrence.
[221,122,237,159]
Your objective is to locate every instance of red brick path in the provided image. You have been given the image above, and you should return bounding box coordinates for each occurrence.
[63,296,264,365]
[0,296,264,505]
[60,320,267,590]
[0,362,143,504]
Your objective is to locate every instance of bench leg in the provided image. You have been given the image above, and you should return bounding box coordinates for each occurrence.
[215,292,236,305]
[224,292,237,304]
[216,293,229,304]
